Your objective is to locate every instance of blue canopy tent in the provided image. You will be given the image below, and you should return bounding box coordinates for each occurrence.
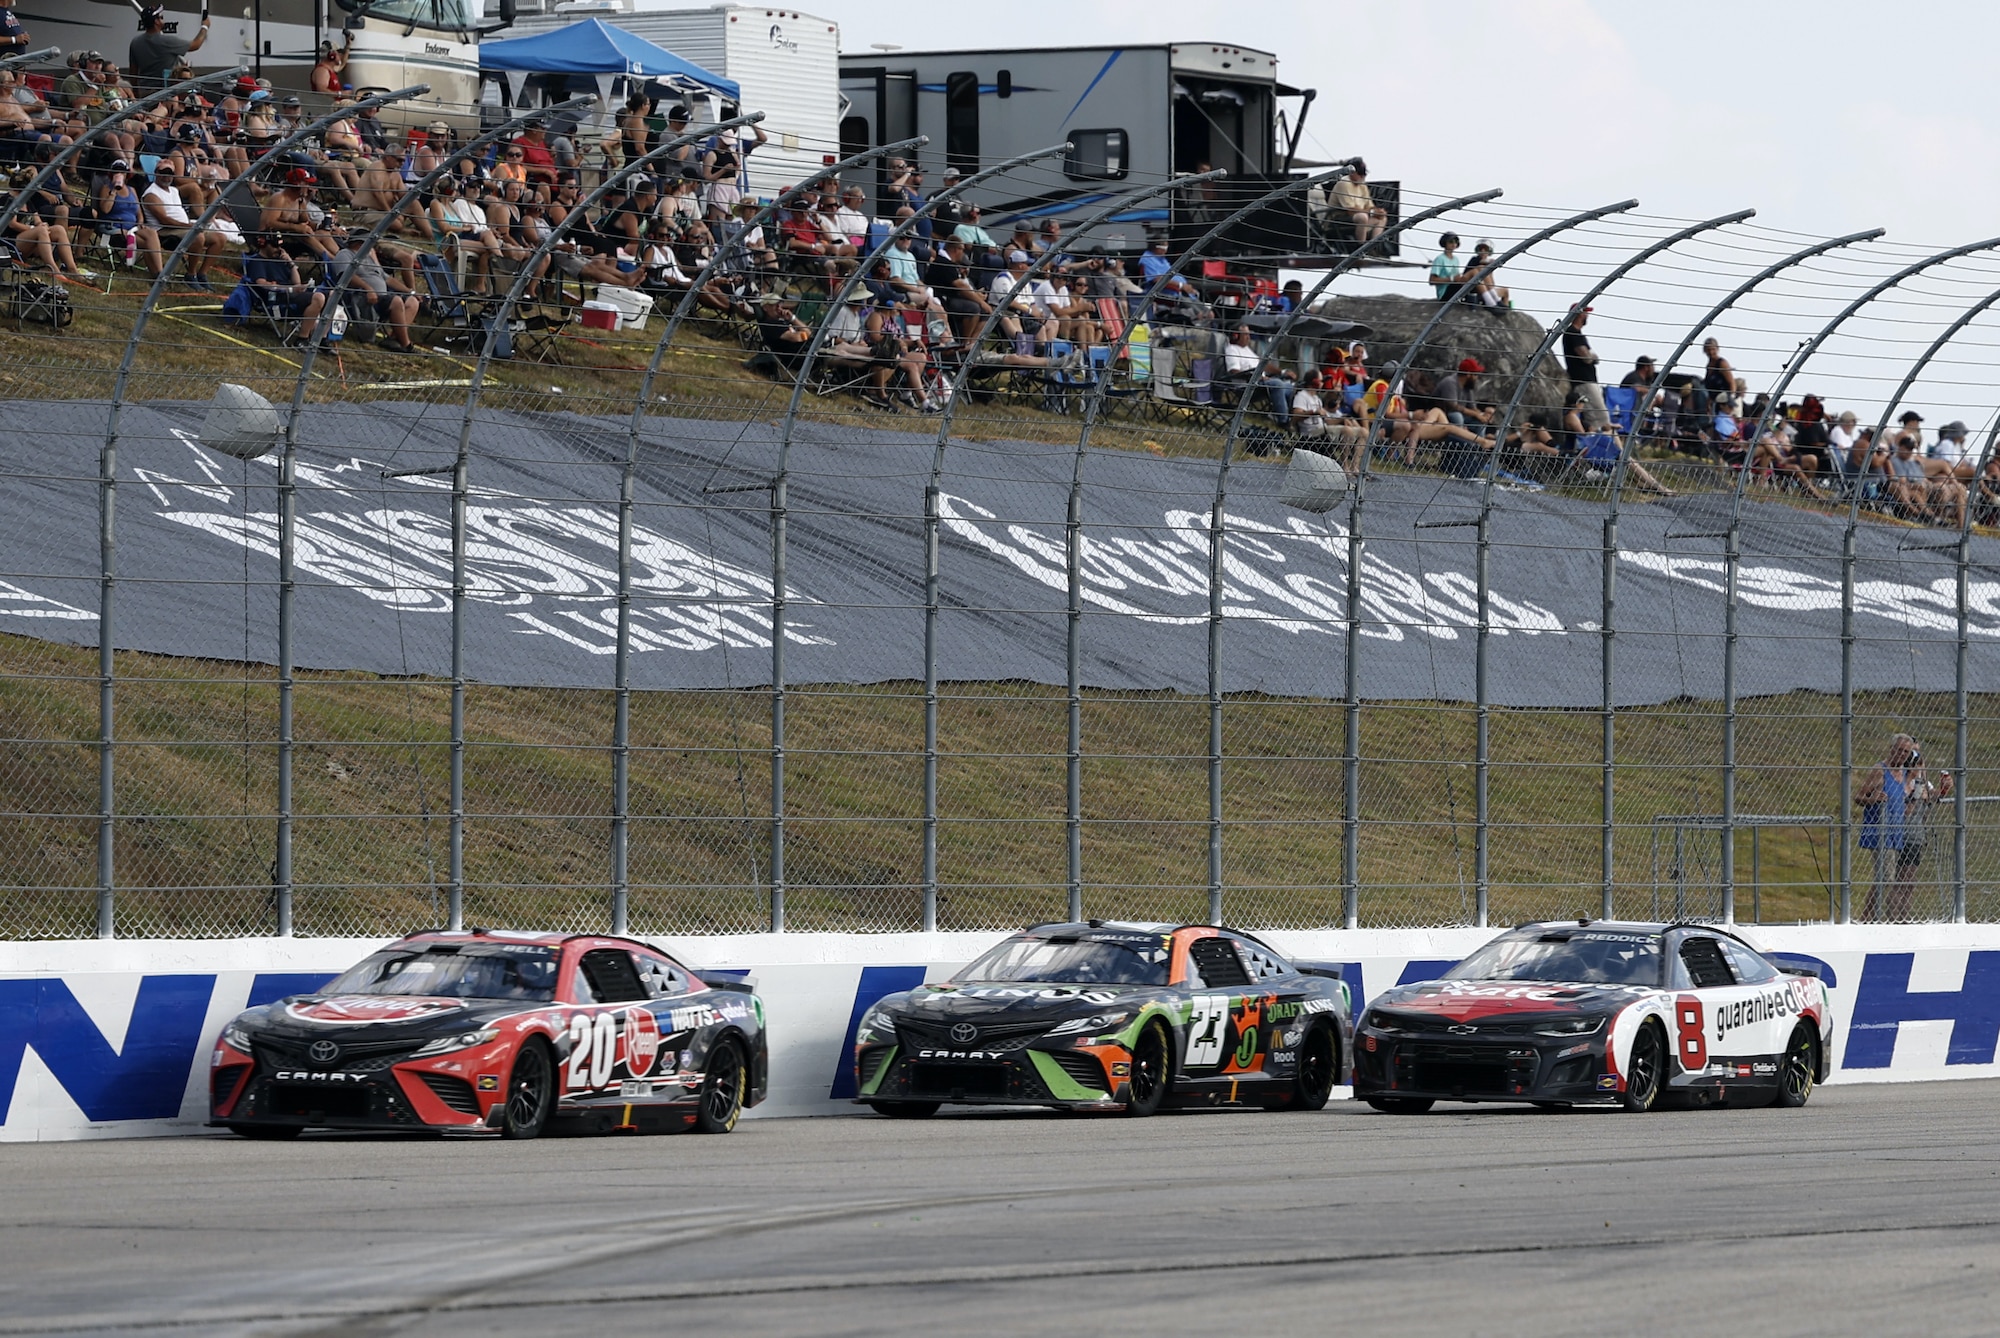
[480,18,740,131]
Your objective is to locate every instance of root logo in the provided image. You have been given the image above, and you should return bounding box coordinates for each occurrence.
[626,1008,661,1078]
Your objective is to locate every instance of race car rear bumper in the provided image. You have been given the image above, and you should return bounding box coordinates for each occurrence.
[1351,1033,1619,1105]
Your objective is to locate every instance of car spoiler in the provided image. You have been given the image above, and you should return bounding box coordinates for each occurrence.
[699,970,758,994]
[1767,954,1823,980]
[1295,960,1343,981]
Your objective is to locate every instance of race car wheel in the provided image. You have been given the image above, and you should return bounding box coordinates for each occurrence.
[1290,1023,1337,1112]
[1363,1097,1433,1115]
[501,1038,555,1140]
[1620,1020,1666,1113]
[867,1100,940,1119]
[227,1124,302,1140]
[1776,1022,1819,1108]
[694,1041,745,1134]
[1123,1020,1171,1118]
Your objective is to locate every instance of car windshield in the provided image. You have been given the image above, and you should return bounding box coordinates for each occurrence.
[1444,931,1663,987]
[956,936,1170,986]
[323,945,559,1000]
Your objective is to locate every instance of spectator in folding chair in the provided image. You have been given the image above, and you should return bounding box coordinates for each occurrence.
[778,201,835,276]
[1928,419,1979,483]
[755,292,816,378]
[831,185,869,250]
[1291,370,1366,457]
[309,224,419,353]
[951,203,1000,253]
[491,141,529,186]
[353,100,388,157]
[926,236,990,343]
[93,158,150,264]
[427,174,501,292]
[355,145,427,239]
[512,122,559,189]
[2,180,81,276]
[242,230,328,342]
[316,100,365,203]
[141,161,226,289]
[266,167,339,266]
[1216,324,1261,402]
[1329,159,1386,244]
[989,249,1057,352]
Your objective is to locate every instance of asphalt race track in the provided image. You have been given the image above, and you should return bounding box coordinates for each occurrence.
[5,1081,1998,1337]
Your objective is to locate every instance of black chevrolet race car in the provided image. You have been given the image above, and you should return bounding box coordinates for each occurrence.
[209,930,768,1138]
[853,922,1352,1117]
[1352,920,1832,1113]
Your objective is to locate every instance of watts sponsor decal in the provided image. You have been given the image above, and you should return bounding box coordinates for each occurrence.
[1712,988,1794,1043]
[665,1004,718,1034]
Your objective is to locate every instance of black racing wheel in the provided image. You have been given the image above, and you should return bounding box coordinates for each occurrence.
[500,1038,555,1140]
[1775,1022,1819,1108]
[1620,1020,1666,1113]
[694,1041,745,1134]
[1290,1023,1338,1111]
[1123,1019,1171,1118]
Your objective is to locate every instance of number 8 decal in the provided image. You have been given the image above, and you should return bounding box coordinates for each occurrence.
[1674,994,1707,1072]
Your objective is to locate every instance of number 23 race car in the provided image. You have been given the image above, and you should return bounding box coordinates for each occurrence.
[209,930,767,1138]
[853,922,1353,1117]
[1352,920,1832,1113]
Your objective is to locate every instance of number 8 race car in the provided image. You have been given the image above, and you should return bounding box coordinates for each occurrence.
[209,930,767,1139]
[1351,920,1832,1113]
[854,921,1353,1117]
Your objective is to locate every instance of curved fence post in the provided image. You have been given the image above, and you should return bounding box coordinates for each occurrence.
[1953,422,2000,923]
[1723,236,2000,922]
[1341,198,1639,929]
[266,95,595,935]
[438,111,764,932]
[1189,189,1504,929]
[765,141,1072,933]
[1838,279,2000,923]
[0,45,60,71]
[1604,228,1881,918]
[0,65,247,243]
[610,136,924,933]
[96,83,426,938]
[1464,211,1751,923]
[919,166,1236,928]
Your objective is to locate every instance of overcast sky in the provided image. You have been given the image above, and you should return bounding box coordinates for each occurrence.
[807,0,2000,424]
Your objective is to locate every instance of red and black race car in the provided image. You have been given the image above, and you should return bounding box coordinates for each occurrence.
[854,921,1352,1117]
[209,929,767,1138]
[1351,920,1833,1113]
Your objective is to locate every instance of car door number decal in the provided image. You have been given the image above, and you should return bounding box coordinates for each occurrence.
[1187,995,1229,1067]
[565,1011,623,1091]
[1675,995,1707,1072]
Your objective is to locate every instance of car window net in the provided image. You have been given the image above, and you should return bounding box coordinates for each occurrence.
[322,946,560,1001]
[956,937,1170,986]
[579,948,650,1003]
[1678,938,1736,989]
[1188,936,1253,988]
[1444,933,1663,986]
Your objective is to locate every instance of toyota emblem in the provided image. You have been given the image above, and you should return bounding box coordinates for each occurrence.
[308,1040,340,1065]
[949,1023,978,1045]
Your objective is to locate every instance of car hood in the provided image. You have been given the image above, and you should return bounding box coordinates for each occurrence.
[879,982,1157,1026]
[1371,978,1657,1024]
[240,994,534,1041]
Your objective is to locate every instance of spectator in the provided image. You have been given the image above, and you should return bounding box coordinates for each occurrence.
[1431,357,1493,432]
[1857,732,1949,920]
[1429,233,1461,300]
[1700,337,1734,409]
[140,161,225,289]
[1826,409,1864,483]
[1562,307,1607,429]
[925,236,988,341]
[1619,354,1656,391]
[1885,428,1961,526]
[1328,159,1385,243]
[1976,454,2000,527]
[1218,324,1261,399]
[353,100,388,155]
[754,291,815,376]
[952,203,999,251]
[830,185,869,248]
[355,146,426,238]
[1292,369,1359,447]
[1,170,83,277]
[310,35,350,101]
[128,4,211,94]
[244,230,329,344]
[988,249,1055,350]
[317,226,420,353]
[1460,240,1510,308]
[700,121,765,219]
[0,0,30,57]
[513,123,558,188]
[1929,419,1978,481]
[266,167,339,264]
[1749,417,1828,499]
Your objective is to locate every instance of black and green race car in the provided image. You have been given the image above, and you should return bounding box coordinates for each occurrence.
[852,921,1352,1117]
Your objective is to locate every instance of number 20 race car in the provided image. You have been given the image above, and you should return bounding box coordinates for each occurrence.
[1352,920,1832,1113]
[209,930,768,1139]
[853,922,1353,1117]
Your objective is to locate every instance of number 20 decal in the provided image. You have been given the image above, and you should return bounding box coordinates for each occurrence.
[566,1012,620,1090]
[1186,995,1229,1067]
[1674,995,1707,1072]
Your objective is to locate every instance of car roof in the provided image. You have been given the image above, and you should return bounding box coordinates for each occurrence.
[395,928,676,955]
[1506,920,1766,950]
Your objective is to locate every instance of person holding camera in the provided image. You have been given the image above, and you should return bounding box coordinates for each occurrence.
[130,5,211,94]
[1858,732,1952,920]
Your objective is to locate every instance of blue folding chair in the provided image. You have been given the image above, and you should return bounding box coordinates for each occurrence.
[1603,384,1638,436]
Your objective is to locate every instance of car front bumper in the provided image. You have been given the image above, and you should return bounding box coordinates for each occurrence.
[1351,1029,1621,1105]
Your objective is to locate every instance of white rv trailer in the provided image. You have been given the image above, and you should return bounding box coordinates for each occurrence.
[489,1,840,194]
[22,0,511,131]
[835,42,1384,262]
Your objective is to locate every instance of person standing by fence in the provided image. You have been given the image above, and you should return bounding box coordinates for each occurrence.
[1857,732,1951,920]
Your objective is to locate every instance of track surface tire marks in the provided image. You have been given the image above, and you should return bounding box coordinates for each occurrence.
[3,1080,1998,1336]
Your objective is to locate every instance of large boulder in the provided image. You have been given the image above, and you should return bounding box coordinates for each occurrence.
[1318,294,1571,424]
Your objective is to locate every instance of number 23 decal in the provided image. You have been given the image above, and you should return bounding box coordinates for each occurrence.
[566,1012,619,1091]
[1186,995,1229,1067]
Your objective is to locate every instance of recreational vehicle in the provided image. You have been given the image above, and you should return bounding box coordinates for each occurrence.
[488,1,841,194]
[836,42,1393,262]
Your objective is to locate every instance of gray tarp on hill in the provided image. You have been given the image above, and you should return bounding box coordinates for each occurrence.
[2,399,1995,706]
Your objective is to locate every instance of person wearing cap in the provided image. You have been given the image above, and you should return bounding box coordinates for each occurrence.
[129,0,211,92]
[1460,239,1510,309]
[1562,307,1608,430]
[265,167,339,264]
[988,248,1058,350]
[93,158,148,264]
[1329,158,1385,244]
[1619,354,1657,391]
[951,203,998,252]
[512,122,558,188]
[310,33,350,101]
[700,121,765,220]
[274,94,307,137]
[245,230,330,343]
[309,222,420,353]
[1928,419,1979,481]
[352,146,416,237]
[1431,356,1492,432]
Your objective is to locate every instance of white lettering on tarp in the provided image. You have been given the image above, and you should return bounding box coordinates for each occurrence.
[937,494,1567,642]
[1618,550,2000,637]
[0,580,96,621]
